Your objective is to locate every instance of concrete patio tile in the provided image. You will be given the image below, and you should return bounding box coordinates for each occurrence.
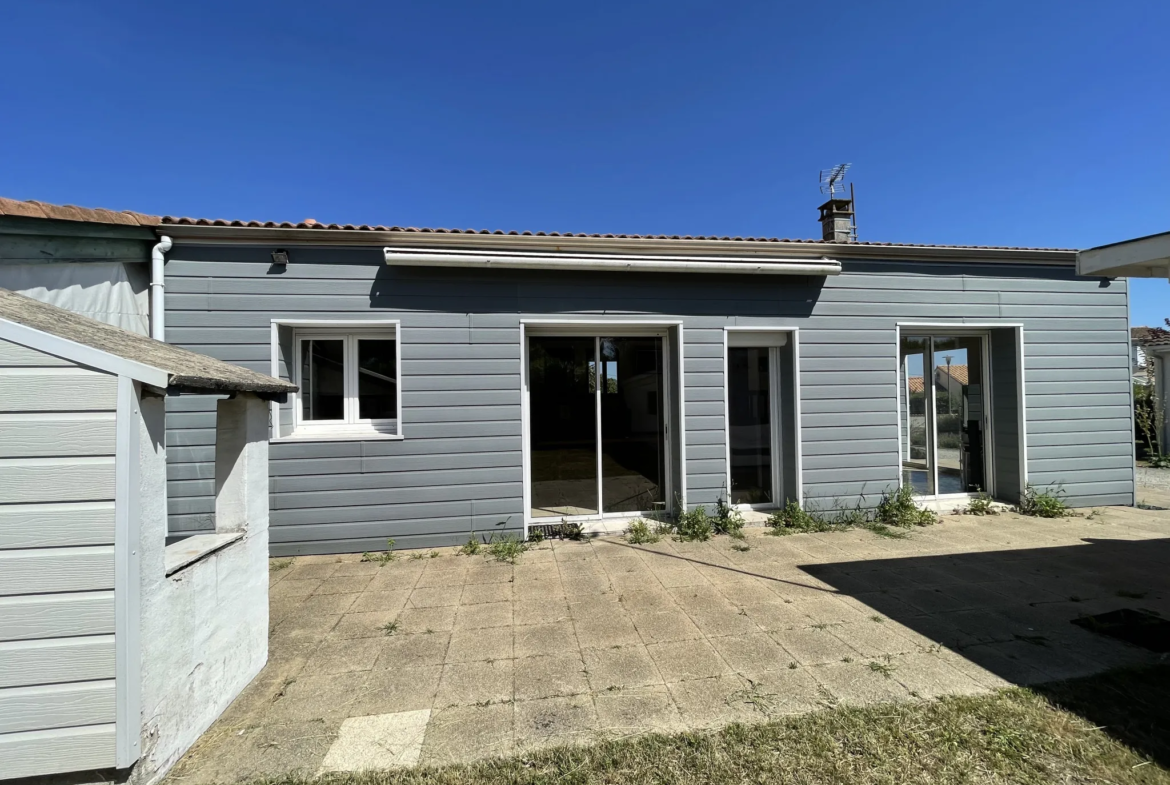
[714,580,783,608]
[687,606,761,637]
[271,578,322,599]
[514,579,565,601]
[435,660,515,707]
[331,610,399,640]
[629,610,705,644]
[409,585,464,608]
[740,601,811,632]
[742,668,829,717]
[464,561,515,585]
[270,672,369,722]
[356,665,443,714]
[286,562,341,581]
[773,627,860,666]
[367,565,426,592]
[595,684,684,737]
[792,596,867,625]
[394,606,457,634]
[561,574,614,599]
[514,653,590,701]
[319,709,431,772]
[452,600,513,630]
[299,593,360,616]
[809,661,914,707]
[766,580,836,602]
[514,621,577,658]
[830,621,918,658]
[574,615,642,649]
[514,693,599,751]
[616,588,678,613]
[645,564,707,589]
[707,632,791,676]
[314,574,377,595]
[583,644,663,691]
[348,590,411,615]
[446,625,513,663]
[647,639,732,682]
[333,560,384,578]
[420,703,514,765]
[666,674,756,729]
[460,581,514,605]
[514,599,571,626]
[893,653,992,698]
[375,631,451,668]
[415,566,470,588]
[304,638,384,676]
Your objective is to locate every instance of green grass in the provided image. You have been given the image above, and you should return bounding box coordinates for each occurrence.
[246,665,1170,785]
[360,539,397,565]
[766,485,937,538]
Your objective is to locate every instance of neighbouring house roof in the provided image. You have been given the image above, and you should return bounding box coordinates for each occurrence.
[908,376,925,394]
[1133,326,1156,343]
[937,364,969,386]
[0,288,297,395]
[0,196,1076,253]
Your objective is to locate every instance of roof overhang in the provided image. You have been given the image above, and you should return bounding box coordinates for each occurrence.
[155,224,1078,265]
[383,246,841,275]
[1078,231,1170,279]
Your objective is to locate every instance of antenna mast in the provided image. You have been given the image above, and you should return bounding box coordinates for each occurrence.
[818,163,858,241]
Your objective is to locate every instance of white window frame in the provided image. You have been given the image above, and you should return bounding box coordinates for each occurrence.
[271,320,402,442]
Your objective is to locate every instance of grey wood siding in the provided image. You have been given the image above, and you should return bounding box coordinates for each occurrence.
[162,246,1134,554]
[0,338,118,776]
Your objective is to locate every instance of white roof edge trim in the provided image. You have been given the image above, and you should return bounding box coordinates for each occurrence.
[383,247,841,276]
[0,317,170,386]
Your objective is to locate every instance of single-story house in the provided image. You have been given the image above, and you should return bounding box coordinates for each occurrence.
[0,287,295,783]
[0,196,1141,555]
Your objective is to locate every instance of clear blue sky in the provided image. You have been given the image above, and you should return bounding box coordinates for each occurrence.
[2,1,1166,326]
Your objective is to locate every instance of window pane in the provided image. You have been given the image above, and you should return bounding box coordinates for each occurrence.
[358,339,397,420]
[301,339,344,421]
[900,335,932,494]
[728,347,773,505]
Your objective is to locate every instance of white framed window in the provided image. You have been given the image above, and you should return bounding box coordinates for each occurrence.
[285,326,401,439]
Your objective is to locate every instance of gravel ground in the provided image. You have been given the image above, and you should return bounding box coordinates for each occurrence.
[1137,466,1170,490]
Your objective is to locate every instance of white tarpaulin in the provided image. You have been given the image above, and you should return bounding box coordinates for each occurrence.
[0,262,150,335]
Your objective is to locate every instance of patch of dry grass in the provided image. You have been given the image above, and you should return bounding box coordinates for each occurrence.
[244,666,1170,785]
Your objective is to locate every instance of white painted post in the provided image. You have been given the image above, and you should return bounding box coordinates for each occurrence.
[214,394,270,534]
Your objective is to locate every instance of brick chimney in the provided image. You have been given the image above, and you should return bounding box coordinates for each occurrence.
[818,198,855,242]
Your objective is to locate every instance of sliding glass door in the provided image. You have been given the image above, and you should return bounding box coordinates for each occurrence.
[727,347,775,505]
[900,333,988,497]
[529,335,667,519]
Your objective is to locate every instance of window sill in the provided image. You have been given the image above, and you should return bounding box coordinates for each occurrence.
[272,428,404,443]
[165,532,245,576]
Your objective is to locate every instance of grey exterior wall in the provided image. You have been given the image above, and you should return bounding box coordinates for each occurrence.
[160,244,1134,555]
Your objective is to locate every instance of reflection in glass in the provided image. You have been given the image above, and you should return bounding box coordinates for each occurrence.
[900,335,932,494]
[529,338,599,517]
[301,339,345,421]
[728,347,773,504]
[357,339,397,420]
[934,336,984,494]
[600,338,665,513]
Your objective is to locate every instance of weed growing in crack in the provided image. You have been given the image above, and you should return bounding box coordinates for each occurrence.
[360,539,397,565]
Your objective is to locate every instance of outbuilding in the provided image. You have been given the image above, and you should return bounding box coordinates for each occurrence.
[0,288,295,783]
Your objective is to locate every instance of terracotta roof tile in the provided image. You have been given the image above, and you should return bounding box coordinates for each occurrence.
[908,376,925,394]
[0,196,1075,251]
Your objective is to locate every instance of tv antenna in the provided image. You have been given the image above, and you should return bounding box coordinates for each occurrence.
[819,163,852,199]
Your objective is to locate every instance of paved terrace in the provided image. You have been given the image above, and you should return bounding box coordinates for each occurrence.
[170,499,1170,782]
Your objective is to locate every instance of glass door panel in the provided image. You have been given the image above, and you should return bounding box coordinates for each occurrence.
[728,347,774,504]
[600,337,666,513]
[900,335,933,494]
[529,337,598,517]
[933,336,985,494]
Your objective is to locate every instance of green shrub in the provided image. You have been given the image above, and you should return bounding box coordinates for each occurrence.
[713,497,746,538]
[625,519,661,544]
[956,492,998,516]
[1015,484,1071,518]
[526,527,545,544]
[1149,454,1170,469]
[673,506,714,542]
[766,499,834,535]
[459,536,481,556]
[487,533,527,563]
[875,485,938,528]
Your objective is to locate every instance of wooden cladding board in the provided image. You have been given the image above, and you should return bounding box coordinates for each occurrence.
[0,724,116,779]
[0,636,115,689]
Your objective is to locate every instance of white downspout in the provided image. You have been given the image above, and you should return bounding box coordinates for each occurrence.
[151,236,172,341]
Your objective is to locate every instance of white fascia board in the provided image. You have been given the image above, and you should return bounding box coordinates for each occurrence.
[0,317,169,387]
[384,247,841,276]
[1078,231,1170,278]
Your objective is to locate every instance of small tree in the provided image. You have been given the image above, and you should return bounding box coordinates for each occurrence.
[1136,318,1170,467]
